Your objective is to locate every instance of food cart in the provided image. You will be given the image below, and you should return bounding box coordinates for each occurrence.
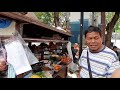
[0,12,72,78]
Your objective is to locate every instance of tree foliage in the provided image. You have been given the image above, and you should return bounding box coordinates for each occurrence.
[34,12,68,28]
[34,12,54,25]
[105,12,120,48]
[106,12,120,33]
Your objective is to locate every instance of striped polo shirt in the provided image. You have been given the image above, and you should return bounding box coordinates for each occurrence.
[79,46,120,78]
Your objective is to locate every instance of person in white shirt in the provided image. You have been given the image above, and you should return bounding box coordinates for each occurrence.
[78,25,120,78]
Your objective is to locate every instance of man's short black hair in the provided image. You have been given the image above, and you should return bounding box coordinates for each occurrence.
[85,25,102,38]
[113,46,117,49]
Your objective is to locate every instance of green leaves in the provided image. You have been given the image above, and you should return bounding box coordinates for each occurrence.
[34,12,70,29]
[106,12,120,33]
[34,12,54,25]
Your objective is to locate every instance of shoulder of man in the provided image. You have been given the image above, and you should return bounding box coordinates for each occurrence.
[80,48,88,57]
[105,46,119,62]
[82,48,88,52]
[105,46,116,54]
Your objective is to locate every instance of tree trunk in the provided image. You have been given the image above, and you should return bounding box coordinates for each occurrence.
[105,12,120,48]
[101,12,106,45]
[54,12,60,27]
[65,12,70,30]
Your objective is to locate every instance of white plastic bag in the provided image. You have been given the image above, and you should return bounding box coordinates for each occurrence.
[5,38,32,75]
[4,31,38,75]
[16,32,39,65]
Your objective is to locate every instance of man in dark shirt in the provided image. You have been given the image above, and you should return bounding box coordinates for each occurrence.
[113,46,120,61]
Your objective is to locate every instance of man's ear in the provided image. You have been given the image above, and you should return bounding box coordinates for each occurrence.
[84,39,87,45]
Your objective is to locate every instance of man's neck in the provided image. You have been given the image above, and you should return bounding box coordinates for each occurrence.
[89,45,105,53]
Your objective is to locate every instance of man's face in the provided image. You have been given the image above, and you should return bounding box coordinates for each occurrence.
[85,32,103,52]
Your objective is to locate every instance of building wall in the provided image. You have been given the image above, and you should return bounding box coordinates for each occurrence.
[89,12,101,26]
[70,12,91,22]
[70,19,89,44]
[69,12,102,45]
[69,12,91,40]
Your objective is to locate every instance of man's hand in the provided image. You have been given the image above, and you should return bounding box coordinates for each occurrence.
[111,68,120,78]
[77,66,82,78]
[0,61,7,71]
[77,72,80,78]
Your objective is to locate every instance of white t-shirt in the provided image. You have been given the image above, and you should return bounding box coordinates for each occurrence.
[79,46,120,78]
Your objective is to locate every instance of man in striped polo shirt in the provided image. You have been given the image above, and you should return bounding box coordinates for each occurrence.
[78,26,120,78]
